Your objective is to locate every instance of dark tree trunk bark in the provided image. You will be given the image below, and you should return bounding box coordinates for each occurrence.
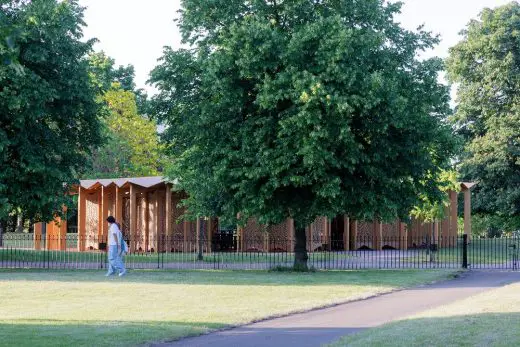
[197,218,204,261]
[293,224,308,270]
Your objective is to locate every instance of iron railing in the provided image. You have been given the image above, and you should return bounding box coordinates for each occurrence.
[1,233,519,270]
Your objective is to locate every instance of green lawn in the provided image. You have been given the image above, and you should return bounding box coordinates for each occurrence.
[329,279,520,347]
[0,269,458,347]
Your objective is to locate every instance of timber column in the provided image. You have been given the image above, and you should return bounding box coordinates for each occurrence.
[288,218,295,253]
[373,220,382,251]
[34,223,43,250]
[350,220,358,251]
[441,204,450,247]
[165,184,173,252]
[78,186,87,251]
[101,186,109,245]
[343,215,350,251]
[398,220,407,251]
[129,183,137,252]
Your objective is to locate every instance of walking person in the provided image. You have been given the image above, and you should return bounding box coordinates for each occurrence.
[105,216,127,277]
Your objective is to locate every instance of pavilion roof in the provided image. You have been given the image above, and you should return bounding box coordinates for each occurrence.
[79,176,169,190]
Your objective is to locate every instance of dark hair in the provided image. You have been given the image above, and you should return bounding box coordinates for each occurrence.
[106,216,116,223]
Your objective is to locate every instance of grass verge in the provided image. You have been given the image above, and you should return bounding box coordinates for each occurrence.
[329,276,520,347]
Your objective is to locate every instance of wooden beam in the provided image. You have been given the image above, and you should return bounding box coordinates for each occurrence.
[101,186,109,244]
[115,186,123,224]
[441,203,450,247]
[34,222,42,250]
[165,184,172,252]
[373,220,382,251]
[288,218,295,252]
[350,219,358,250]
[78,187,86,251]
[433,220,440,248]
[207,218,213,252]
[322,217,328,249]
[145,192,151,252]
[343,215,350,251]
[97,188,103,244]
[398,220,408,251]
[237,224,243,252]
[153,191,160,252]
[196,217,201,254]
[130,184,137,252]
[59,206,67,251]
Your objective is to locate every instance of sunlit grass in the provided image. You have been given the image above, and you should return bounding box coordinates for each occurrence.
[0,269,457,347]
[330,278,520,347]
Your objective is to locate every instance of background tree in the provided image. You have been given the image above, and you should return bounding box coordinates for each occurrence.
[84,84,164,178]
[88,51,149,114]
[0,0,102,224]
[150,0,457,268]
[446,2,520,233]
[82,51,163,179]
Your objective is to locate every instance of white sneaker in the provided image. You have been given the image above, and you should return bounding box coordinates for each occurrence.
[118,270,127,277]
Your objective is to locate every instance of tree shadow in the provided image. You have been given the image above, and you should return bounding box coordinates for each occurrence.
[0,319,218,347]
[0,268,460,286]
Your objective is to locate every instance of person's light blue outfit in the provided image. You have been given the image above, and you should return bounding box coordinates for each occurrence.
[107,245,126,276]
[106,222,127,276]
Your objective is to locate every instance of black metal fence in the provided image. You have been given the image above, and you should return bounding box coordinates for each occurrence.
[1,233,519,270]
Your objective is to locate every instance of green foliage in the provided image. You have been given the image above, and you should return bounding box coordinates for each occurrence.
[84,85,164,178]
[411,170,460,222]
[0,0,102,221]
[84,51,162,179]
[472,214,520,237]
[88,51,135,93]
[152,0,456,228]
[446,3,520,227]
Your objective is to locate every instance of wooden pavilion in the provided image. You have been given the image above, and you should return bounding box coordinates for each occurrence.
[33,177,476,252]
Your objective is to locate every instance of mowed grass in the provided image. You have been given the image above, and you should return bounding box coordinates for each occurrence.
[330,276,520,347]
[0,269,458,347]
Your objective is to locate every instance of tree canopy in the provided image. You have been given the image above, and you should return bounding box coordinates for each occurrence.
[446,2,520,230]
[151,0,457,267]
[84,84,164,178]
[83,50,164,179]
[0,0,102,221]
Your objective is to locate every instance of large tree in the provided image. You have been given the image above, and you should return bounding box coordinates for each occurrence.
[446,2,520,230]
[0,0,102,221]
[151,0,456,268]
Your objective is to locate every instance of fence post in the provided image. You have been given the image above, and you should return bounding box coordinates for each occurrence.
[462,234,468,269]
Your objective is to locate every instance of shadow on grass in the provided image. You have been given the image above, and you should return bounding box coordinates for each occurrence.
[8,313,518,347]
[0,319,220,347]
[329,312,520,347]
[0,268,460,287]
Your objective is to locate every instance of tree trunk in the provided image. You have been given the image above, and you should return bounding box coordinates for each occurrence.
[197,218,204,261]
[293,224,308,270]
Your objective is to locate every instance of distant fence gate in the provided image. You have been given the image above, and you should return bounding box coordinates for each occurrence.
[1,233,519,271]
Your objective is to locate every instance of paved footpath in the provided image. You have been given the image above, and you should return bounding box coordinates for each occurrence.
[156,271,520,347]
